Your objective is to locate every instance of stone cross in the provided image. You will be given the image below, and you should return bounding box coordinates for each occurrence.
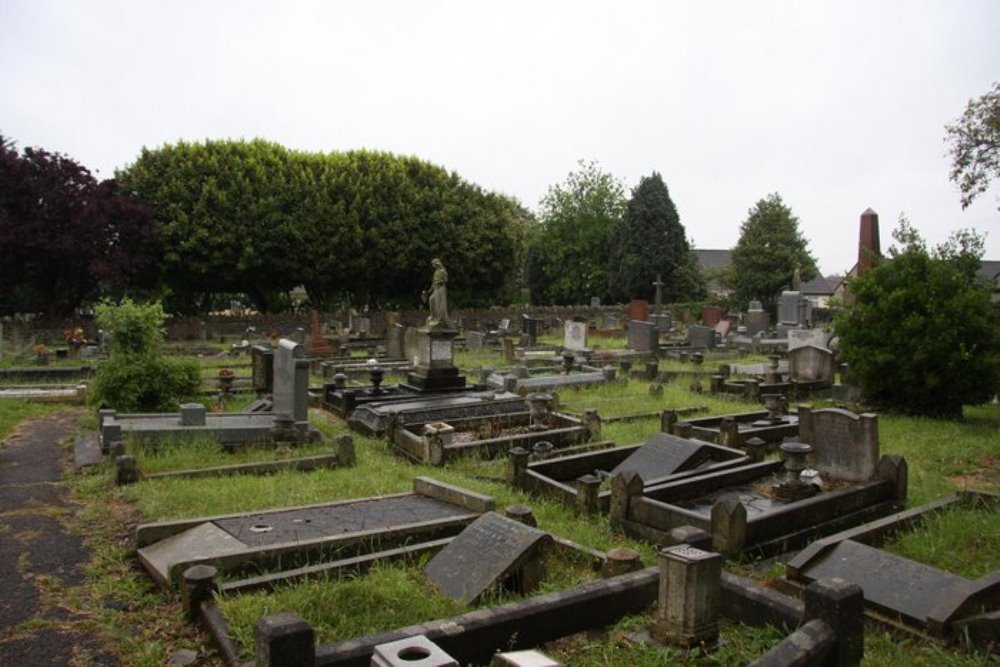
[653,274,665,315]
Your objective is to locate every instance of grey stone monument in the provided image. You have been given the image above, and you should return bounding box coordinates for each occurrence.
[273,338,310,432]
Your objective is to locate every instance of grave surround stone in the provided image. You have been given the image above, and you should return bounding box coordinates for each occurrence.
[424,511,552,605]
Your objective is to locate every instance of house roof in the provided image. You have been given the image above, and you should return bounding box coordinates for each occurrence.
[978,260,1000,284]
[800,275,843,296]
[694,249,733,272]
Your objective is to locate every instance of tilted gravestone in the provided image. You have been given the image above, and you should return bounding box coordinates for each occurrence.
[251,345,274,393]
[609,432,715,483]
[797,405,878,482]
[424,511,552,605]
[272,339,310,431]
[627,320,657,352]
[563,320,589,352]
[788,344,834,383]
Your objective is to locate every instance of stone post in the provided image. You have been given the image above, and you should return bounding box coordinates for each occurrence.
[805,577,864,666]
[601,547,642,578]
[710,375,725,393]
[115,455,139,486]
[507,447,530,487]
[660,409,677,434]
[718,418,740,448]
[645,361,659,381]
[255,613,315,667]
[744,437,767,463]
[504,504,538,527]
[334,434,355,467]
[710,497,747,556]
[582,409,601,439]
[650,544,722,649]
[575,474,601,515]
[609,470,643,524]
[878,454,908,506]
[181,564,218,623]
[674,422,693,439]
[179,403,207,427]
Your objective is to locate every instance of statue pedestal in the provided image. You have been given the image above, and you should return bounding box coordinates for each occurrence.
[403,328,467,392]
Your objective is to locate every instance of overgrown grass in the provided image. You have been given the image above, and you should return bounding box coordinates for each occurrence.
[19,342,996,665]
[884,505,1000,578]
[0,400,66,440]
[127,435,337,475]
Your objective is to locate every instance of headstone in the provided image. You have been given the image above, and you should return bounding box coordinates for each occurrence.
[700,306,723,327]
[627,320,657,352]
[520,315,542,345]
[424,512,552,605]
[273,339,309,428]
[404,327,420,364]
[251,345,275,393]
[386,323,406,359]
[628,299,650,323]
[650,313,672,333]
[788,344,835,383]
[797,406,879,482]
[466,330,485,351]
[745,301,770,337]
[563,320,588,352]
[687,324,715,349]
[590,297,601,308]
[713,319,731,338]
[609,433,713,483]
[307,309,331,355]
[779,291,802,324]
[602,314,621,330]
[787,328,830,351]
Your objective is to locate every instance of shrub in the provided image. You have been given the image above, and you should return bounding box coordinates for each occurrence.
[834,221,1000,418]
[91,298,200,412]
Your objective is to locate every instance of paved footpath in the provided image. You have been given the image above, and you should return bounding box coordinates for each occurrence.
[0,410,118,665]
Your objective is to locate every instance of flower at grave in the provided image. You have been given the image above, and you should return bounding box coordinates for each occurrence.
[218,367,235,378]
[63,327,86,346]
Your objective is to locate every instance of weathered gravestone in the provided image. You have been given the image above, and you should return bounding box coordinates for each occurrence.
[307,309,331,355]
[650,313,672,333]
[687,324,715,349]
[273,338,310,430]
[251,345,274,393]
[609,432,717,483]
[563,320,588,352]
[520,315,542,345]
[628,299,649,323]
[797,405,878,482]
[465,330,485,351]
[700,306,723,327]
[627,320,657,352]
[404,326,420,364]
[787,328,830,351]
[788,344,835,383]
[386,323,406,359]
[778,291,802,324]
[745,300,770,336]
[424,511,552,605]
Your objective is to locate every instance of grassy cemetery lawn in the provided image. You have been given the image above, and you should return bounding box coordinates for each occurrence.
[3,346,996,666]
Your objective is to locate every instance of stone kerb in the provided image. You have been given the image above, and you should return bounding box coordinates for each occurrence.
[797,405,879,482]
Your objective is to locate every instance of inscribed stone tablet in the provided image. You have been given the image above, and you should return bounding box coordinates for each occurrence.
[424,512,551,605]
[609,432,710,482]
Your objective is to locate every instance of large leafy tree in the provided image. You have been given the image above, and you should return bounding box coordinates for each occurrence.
[727,193,817,315]
[607,172,704,303]
[834,220,1000,418]
[0,134,154,316]
[526,160,626,304]
[945,81,1000,212]
[117,140,525,312]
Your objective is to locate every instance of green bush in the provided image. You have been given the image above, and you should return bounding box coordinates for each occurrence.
[835,222,1000,418]
[90,298,200,412]
[91,354,200,413]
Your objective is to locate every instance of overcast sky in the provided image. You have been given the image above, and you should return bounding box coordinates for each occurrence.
[2,0,998,276]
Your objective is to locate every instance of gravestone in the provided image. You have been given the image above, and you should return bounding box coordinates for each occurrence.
[779,291,802,324]
[700,306,723,327]
[713,319,731,338]
[788,344,834,383]
[650,313,672,333]
[745,301,770,336]
[627,320,657,352]
[424,512,552,605]
[0,322,3,361]
[609,433,714,483]
[520,315,542,345]
[404,327,420,364]
[352,316,371,336]
[251,345,275,393]
[602,314,621,330]
[386,323,406,359]
[563,320,588,352]
[273,339,310,430]
[787,328,830,351]
[797,406,878,482]
[307,309,331,355]
[628,299,649,323]
[466,330,485,351]
[687,324,715,349]
[590,296,601,308]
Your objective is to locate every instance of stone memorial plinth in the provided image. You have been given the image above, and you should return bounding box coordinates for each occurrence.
[651,544,721,649]
[403,328,466,392]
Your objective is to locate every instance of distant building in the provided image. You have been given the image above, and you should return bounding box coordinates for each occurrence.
[800,275,844,308]
[978,260,1000,303]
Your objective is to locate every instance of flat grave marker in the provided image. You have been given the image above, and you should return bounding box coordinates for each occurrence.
[424,511,552,605]
[609,432,713,483]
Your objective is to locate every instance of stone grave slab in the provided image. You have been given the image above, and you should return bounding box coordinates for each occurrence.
[424,512,552,605]
[795,539,968,626]
[138,522,250,588]
[73,434,103,468]
[609,433,715,483]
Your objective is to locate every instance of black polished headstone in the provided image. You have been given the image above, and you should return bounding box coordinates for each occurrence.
[424,511,551,605]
